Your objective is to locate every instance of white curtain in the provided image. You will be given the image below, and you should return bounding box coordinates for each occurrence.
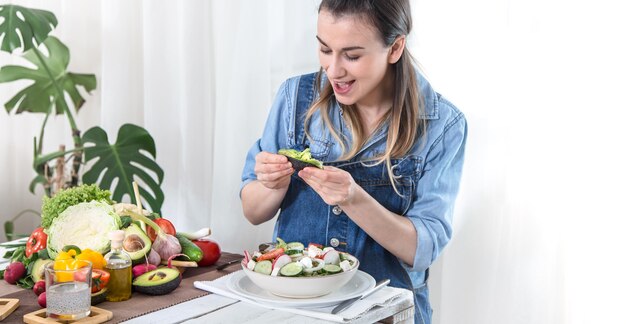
[1,0,624,323]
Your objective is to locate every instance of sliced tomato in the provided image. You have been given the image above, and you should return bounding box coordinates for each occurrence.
[75,269,108,293]
[90,269,110,293]
[147,218,177,242]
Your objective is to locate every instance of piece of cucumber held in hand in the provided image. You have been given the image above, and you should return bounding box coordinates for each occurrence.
[278,148,324,171]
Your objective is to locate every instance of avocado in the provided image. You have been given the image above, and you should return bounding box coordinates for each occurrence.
[91,287,108,305]
[132,267,181,295]
[123,223,152,263]
[31,259,53,282]
[278,148,324,171]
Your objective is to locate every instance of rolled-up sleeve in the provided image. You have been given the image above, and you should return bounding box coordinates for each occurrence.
[240,80,293,194]
[405,108,467,272]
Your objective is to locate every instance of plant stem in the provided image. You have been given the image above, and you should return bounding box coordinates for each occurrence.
[37,105,51,155]
[32,46,83,187]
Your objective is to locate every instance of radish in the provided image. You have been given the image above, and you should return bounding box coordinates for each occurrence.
[247,259,257,271]
[272,254,292,271]
[323,249,340,265]
[243,250,251,264]
[132,264,157,278]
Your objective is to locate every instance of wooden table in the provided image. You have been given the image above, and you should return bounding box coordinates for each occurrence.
[1,241,414,323]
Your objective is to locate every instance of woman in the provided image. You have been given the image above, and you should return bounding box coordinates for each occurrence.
[240,0,467,322]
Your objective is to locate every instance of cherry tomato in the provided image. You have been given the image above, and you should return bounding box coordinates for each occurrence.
[147,218,177,242]
[192,239,222,266]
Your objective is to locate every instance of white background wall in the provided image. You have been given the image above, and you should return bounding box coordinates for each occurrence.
[1,1,624,323]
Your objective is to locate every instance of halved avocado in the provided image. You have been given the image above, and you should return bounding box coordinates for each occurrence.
[132,267,181,295]
[278,148,324,171]
[123,223,152,264]
[31,258,53,282]
[91,287,108,305]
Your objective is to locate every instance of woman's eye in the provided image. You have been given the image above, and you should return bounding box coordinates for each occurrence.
[320,48,331,55]
[345,54,360,61]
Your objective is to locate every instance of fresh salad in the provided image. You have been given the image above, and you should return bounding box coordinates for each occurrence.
[243,238,357,277]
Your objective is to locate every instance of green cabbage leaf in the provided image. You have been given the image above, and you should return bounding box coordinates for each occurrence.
[45,200,121,259]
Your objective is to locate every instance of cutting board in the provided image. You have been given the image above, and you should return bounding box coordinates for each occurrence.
[23,306,112,324]
[0,298,20,321]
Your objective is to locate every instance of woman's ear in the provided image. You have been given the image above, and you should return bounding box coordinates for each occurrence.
[388,35,406,64]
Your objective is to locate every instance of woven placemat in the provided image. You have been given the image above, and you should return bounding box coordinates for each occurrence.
[0,252,243,323]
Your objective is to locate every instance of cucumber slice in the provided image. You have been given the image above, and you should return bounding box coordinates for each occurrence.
[284,249,302,255]
[323,264,342,274]
[286,242,305,251]
[279,262,304,277]
[253,260,273,275]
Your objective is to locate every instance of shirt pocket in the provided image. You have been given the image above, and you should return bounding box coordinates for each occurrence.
[390,155,423,214]
[308,136,332,161]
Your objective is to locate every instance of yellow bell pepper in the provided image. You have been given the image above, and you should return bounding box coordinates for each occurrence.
[53,249,94,282]
[75,249,105,270]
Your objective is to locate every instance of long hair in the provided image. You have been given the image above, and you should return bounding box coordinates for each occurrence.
[306,0,426,193]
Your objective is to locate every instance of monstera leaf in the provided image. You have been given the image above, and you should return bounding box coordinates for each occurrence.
[0,36,96,115]
[0,5,57,53]
[82,124,164,213]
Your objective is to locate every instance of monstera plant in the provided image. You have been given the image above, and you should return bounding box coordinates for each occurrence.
[0,5,164,215]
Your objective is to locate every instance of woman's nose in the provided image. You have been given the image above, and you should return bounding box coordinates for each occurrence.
[324,56,345,79]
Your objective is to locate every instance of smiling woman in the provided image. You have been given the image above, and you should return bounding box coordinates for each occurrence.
[240,2,467,324]
[1,1,625,323]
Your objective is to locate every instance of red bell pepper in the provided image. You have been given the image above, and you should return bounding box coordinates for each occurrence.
[25,227,47,258]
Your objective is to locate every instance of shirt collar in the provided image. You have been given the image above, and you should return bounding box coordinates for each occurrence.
[416,71,439,120]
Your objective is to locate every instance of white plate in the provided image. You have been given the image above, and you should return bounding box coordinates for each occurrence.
[227,270,376,309]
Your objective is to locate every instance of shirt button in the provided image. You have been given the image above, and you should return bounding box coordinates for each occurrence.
[332,206,342,215]
[330,238,340,247]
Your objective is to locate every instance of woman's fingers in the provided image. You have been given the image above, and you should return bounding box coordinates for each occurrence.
[299,167,354,205]
[254,151,293,189]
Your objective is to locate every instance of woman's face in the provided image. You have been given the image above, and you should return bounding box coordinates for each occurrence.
[317,10,395,109]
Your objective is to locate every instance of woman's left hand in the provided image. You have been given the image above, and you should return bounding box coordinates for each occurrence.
[298,166,357,206]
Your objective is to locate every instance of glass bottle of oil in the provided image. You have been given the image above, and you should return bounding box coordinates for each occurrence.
[104,230,132,301]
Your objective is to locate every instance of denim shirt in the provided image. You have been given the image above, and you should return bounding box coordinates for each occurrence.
[242,71,467,323]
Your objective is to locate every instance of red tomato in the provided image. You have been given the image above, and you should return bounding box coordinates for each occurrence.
[192,239,222,266]
[74,269,110,293]
[147,218,177,242]
[91,269,110,293]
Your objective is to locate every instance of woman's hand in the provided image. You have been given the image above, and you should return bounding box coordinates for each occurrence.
[254,151,293,190]
[298,166,357,205]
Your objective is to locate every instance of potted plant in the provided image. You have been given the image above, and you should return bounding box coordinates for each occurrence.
[0,4,165,238]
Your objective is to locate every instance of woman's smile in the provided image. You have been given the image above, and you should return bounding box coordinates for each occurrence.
[332,80,355,95]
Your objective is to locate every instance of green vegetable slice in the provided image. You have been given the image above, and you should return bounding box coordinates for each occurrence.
[253,260,273,275]
[323,264,342,274]
[279,262,304,277]
[286,242,304,251]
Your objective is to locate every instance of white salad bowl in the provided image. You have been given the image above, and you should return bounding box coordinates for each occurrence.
[240,254,360,298]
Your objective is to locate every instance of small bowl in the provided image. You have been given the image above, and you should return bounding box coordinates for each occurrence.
[241,254,359,298]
